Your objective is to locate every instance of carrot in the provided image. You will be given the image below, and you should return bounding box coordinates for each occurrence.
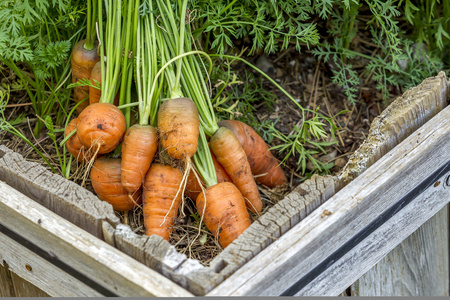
[89,61,121,106]
[210,127,263,214]
[196,181,251,248]
[90,158,141,211]
[143,163,183,241]
[218,120,287,188]
[157,97,200,199]
[76,102,127,155]
[88,61,102,105]
[64,117,99,163]
[186,146,232,200]
[71,39,100,113]
[151,0,261,213]
[158,97,199,161]
[121,124,158,193]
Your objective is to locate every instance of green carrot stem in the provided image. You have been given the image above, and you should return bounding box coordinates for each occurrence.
[84,0,97,50]
[193,126,217,187]
[142,50,212,122]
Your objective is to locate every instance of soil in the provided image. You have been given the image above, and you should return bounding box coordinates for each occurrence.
[0,46,396,265]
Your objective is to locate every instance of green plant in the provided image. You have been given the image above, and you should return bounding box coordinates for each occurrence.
[267,109,340,174]
[0,85,56,173]
[403,0,450,52]
[191,0,321,56]
[0,0,85,137]
[212,66,276,125]
[190,0,449,105]
[312,0,446,103]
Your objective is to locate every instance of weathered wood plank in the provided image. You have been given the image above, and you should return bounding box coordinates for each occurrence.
[338,71,448,185]
[296,172,449,296]
[207,105,450,296]
[338,72,449,296]
[351,205,449,296]
[208,175,337,282]
[0,145,119,239]
[10,272,50,297]
[0,262,15,297]
[0,181,193,297]
[113,224,222,296]
[0,261,49,297]
[0,223,103,296]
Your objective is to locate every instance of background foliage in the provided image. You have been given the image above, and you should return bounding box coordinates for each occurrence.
[0,0,448,175]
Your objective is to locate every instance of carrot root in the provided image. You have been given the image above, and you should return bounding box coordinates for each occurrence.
[121,124,158,193]
[90,158,141,211]
[219,119,287,188]
[196,182,251,248]
[157,97,200,160]
[210,127,263,214]
[143,164,183,241]
[76,103,126,155]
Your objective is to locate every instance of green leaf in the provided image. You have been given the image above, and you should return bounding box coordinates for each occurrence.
[199,233,208,244]
[404,0,419,24]
[0,33,34,61]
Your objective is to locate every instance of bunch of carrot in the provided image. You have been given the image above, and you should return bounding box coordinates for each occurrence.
[64,0,287,250]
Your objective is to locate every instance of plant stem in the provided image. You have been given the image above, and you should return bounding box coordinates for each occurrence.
[193,126,217,187]
[84,0,97,50]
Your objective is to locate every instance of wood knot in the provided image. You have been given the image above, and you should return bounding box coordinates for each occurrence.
[320,209,332,218]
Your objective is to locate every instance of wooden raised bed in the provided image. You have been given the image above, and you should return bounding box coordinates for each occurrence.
[0,72,449,296]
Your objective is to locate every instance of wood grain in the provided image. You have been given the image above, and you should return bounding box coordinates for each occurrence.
[10,272,50,297]
[113,224,223,296]
[0,261,49,297]
[0,145,119,239]
[0,181,193,297]
[0,262,15,297]
[352,205,449,296]
[338,71,448,185]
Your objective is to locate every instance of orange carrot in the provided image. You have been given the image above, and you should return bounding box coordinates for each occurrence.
[143,163,183,241]
[88,61,102,105]
[186,146,232,200]
[64,117,99,163]
[210,127,263,214]
[157,97,199,161]
[196,181,251,248]
[71,39,100,113]
[90,158,141,211]
[218,120,287,188]
[76,103,126,155]
[89,61,120,106]
[121,124,158,193]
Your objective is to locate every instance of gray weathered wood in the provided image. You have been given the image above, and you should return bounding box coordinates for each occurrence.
[0,262,49,297]
[351,205,449,296]
[208,175,337,282]
[0,181,193,297]
[0,231,101,297]
[113,224,223,296]
[337,72,450,296]
[207,105,450,296]
[0,262,15,297]
[0,145,119,239]
[338,71,448,185]
[9,272,50,297]
[297,172,449,296]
